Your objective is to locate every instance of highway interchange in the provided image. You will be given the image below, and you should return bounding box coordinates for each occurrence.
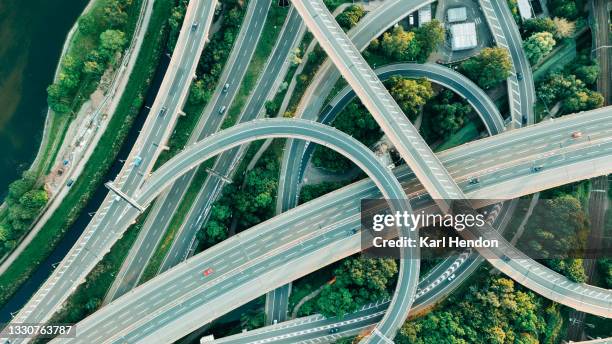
[46,110,612,343]
[2,0,611,343]
[36,107,612,343]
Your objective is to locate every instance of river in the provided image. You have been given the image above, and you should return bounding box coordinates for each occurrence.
[0,0,89,197]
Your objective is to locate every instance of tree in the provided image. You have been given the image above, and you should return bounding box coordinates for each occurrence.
[552,17,575,39]
[388,77,433,121]
[264,100,280,116]
[573,64,599,85]
[562,89,604,113]
[522,17,556,36]
[381,26,419,61]
[240,311,265,330]
[19,190,48,211]
[314,256,397,317]
[459,47,512,89]
[99,29,127,57]
[523,31,556,65]
[425,90,472,140]
[83,50,106,76]
[336,5,366,31]
[396,276,547,343]
[414,20,444,62]
[288,47,302,65]
[549,0,579,19]
[78,13,98,35]
[187,79,208,105]
[102,0,129,28]
[7,173,36,203]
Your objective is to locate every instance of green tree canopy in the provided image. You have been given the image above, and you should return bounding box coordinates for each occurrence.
[388,76,433,121]
[336,5,366,31]
[459,47,512,89]
[414,20,444,62]
[524,31,556,65]
[381,26,420,61]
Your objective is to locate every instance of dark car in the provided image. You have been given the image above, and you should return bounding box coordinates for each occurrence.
[516,72,523,80]
[328,327,339,334]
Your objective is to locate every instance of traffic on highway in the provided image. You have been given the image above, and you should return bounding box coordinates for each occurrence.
[0,0,610,343]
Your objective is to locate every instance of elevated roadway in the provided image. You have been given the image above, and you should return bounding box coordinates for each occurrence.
[2,1,219,342]
[268,59,506,324]
[479,0,535,126]
[51,109,612,342]
[159,6,305,273]
[105,0,273,302]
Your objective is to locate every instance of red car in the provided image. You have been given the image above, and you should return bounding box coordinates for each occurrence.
[202,268,214,277]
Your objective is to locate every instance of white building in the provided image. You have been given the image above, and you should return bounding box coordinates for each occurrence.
[450,22,477,51]
[517,0,534,19]
[418,4,432,26]
[447,7,467,23]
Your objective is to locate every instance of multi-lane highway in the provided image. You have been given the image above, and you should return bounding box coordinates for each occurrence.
[50,108,612,343]
[159,6,305,274]
[2,1,219,342]
[479,0,535,126]
[105,0,273,302]
[213,201,518,344]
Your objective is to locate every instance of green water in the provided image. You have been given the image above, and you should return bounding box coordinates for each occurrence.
[0,0,89,197]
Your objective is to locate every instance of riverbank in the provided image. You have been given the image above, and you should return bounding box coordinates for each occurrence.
[0,0,148,265]
[0,0,160,309]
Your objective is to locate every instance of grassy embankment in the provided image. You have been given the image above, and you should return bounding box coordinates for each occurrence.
[0,0,169,308]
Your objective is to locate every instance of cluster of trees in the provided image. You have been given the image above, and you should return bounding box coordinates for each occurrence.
[598,258,612,288]
[519,194,589,282]
[197,153,278,248]
[337,5,366,31]
[308,256,397,317]
[537,58,603,115]
[312,76,432,172]
[422,90,473,143]
[47,0,133,113]
[312,101,381,172]
[187,0,246,105]
[369,20,445,63]
[396,276,550,343]
[0,172,48,255]
[459,47,512,90]
[549,0,582,20]
[388,76,434,121]
[522,17,576,40]
[523,31,556,65]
